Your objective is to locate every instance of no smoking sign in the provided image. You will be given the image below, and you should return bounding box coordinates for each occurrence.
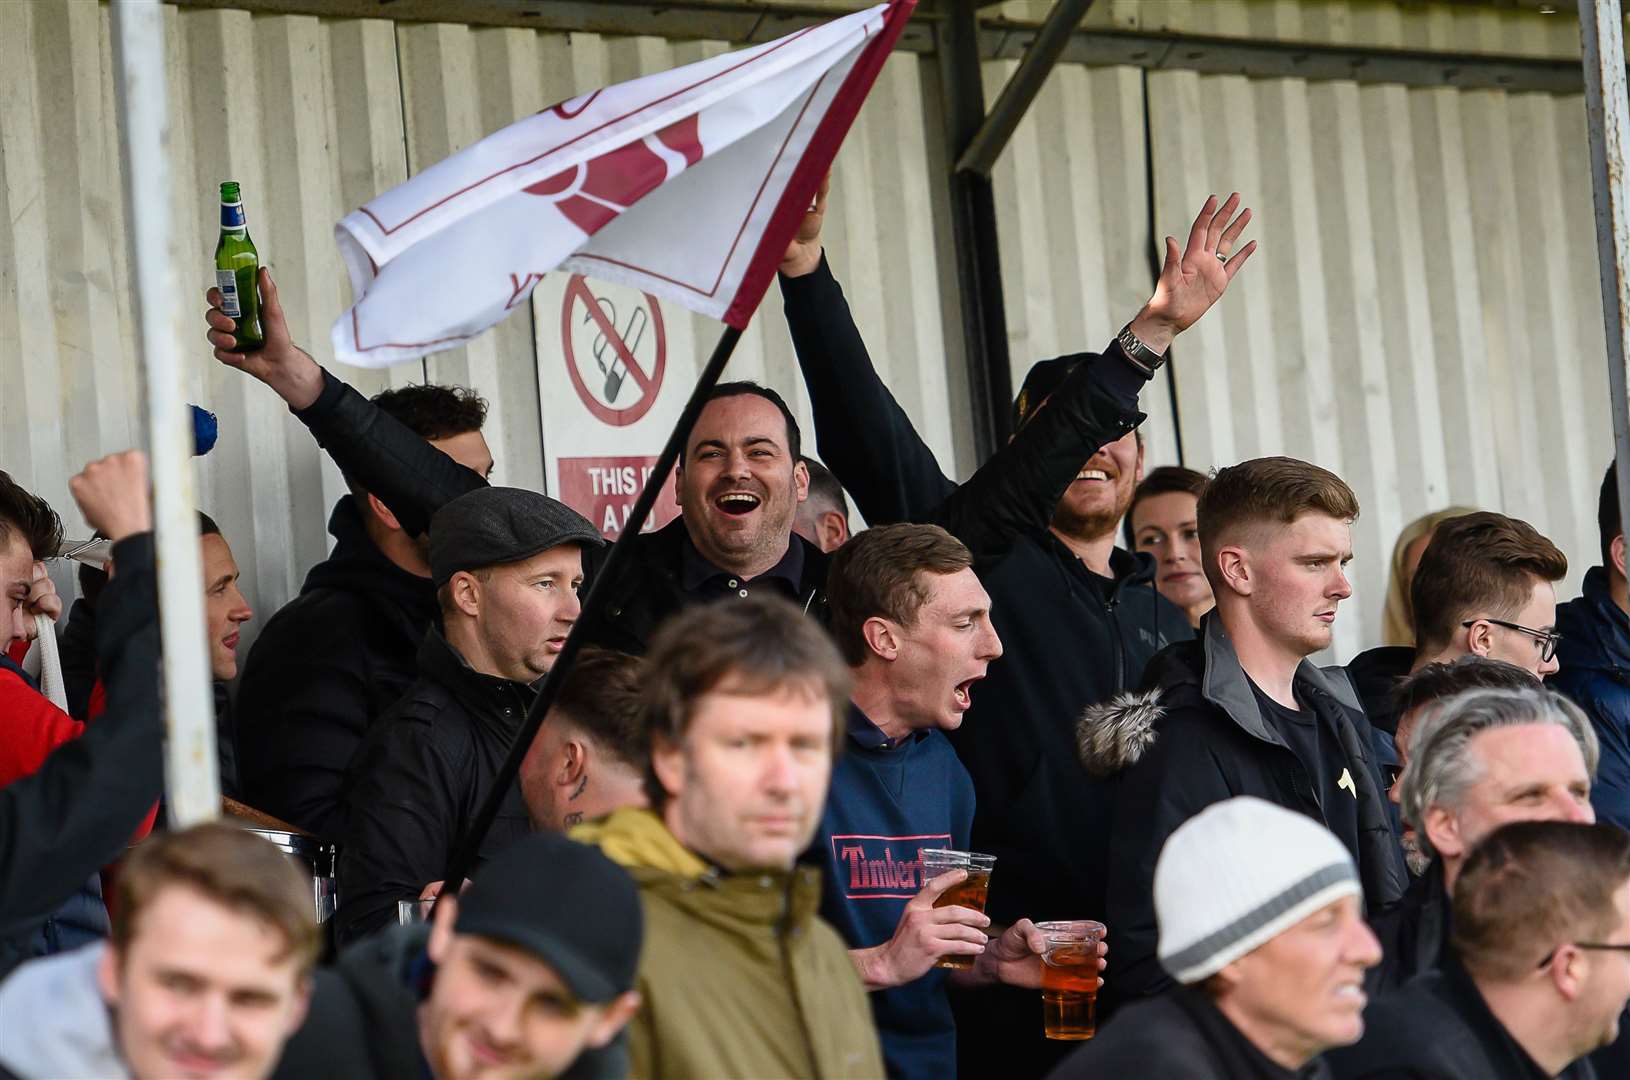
[560,275,667,427]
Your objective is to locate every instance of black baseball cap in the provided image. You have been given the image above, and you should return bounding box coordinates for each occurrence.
[454,832,643,1004]
[1011,353,1095,431]
[429,487,603,587]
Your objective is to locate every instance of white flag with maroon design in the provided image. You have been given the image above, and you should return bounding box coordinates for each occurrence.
[330,0,913,368]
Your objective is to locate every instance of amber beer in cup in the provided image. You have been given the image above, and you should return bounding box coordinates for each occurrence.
[1039,920,1105,1040]
[918,848,996,970]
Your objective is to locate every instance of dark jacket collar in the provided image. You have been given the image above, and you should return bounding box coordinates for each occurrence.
[1345,645,1415,734]
[1172,985,1327,1079]
[1040,533,1158,594]
[303,496,440,619]
[679,528,806,593]
[1414,858,1452,974]
[845,702,923,752]
[1557,566,1630,676]
[1438,951,1553,1079]
[1188,611,1366,748]
[631,519,826,592]
[0,652,38,693]
[415,629,535,731]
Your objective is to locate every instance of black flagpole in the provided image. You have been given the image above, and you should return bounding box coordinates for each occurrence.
[436,323,744,902]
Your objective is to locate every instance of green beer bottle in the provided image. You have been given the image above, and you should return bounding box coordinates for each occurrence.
[214,180,263,351]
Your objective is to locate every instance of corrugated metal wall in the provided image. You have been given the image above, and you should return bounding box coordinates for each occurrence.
[0,0,1610,662]
[0,1,964,658]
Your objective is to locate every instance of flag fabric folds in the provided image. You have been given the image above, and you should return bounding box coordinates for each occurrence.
[331,0,915,368]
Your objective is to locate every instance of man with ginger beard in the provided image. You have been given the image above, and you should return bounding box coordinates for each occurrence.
[778,183,1252,1074]
[203,272,829,657]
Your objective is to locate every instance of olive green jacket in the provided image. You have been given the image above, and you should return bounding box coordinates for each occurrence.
[574,809,885,1080]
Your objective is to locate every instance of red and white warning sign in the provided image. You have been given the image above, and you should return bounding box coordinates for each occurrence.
[536,275,696,539]
[554,456,679,538]
[560,274,666,427]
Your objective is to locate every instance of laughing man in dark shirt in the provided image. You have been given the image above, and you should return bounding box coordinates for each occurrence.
[203,272,831,662]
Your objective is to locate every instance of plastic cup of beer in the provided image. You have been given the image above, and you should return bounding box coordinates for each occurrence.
[918,848,996,970]
[1038,920,1105,1040]
[397,898,431,925]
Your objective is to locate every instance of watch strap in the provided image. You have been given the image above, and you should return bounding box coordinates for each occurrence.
[1116,323,1166,377]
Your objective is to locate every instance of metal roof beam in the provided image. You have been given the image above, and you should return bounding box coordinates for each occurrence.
[171,0,1593,94]
[955,0,1094,177]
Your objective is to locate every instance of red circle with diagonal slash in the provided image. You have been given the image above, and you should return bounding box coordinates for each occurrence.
[561,275,666,427]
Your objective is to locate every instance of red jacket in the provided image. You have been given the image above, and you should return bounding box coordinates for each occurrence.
[1,640,155,840]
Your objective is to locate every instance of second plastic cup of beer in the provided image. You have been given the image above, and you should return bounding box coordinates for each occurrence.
[918,848,996,970]
[397,898,431,925]
[1038,920,1105,1040]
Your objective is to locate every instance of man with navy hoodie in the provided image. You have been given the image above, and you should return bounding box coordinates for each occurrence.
[1554,460,1630,832]
[813,523,1100,1079]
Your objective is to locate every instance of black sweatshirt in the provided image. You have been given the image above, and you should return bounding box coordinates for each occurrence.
[779,257,1194,1078]
[235,495,441,838]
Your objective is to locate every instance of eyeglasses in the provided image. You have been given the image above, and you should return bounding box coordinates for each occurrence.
[1461,618,1562,664]
[1537,942,1630,969]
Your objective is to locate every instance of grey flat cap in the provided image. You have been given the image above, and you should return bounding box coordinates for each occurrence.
[429,487,603,587]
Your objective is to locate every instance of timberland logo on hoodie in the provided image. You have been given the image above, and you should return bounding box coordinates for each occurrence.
[831,833,951,900]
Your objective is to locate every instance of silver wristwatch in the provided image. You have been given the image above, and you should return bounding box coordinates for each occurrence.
[1116,323,1167,377]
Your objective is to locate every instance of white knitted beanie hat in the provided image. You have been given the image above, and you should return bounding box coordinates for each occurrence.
[1156,796,1360,985]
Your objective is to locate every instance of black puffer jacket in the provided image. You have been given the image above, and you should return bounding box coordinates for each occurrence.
[288,369,831,655]
[235,495,440,838]
[1077,615,1407,1005]
[334,630,534,946]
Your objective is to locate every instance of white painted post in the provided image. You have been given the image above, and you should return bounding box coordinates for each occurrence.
[111,0,220,826]
[1582,0,1630,560]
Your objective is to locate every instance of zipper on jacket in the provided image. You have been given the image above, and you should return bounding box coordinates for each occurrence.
[1105,596,1128,693]
[777,874,823,1078]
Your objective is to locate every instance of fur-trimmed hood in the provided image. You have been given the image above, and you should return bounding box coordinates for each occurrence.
[1075,612,1369,780]
[1077,689,1166,777]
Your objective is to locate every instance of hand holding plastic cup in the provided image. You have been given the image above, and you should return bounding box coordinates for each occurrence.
[397,898,431,925]
[1038,920,1105,1040]
[918,848,996,970]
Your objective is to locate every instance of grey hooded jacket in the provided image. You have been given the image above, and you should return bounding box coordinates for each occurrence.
[1076,615,1407,1007]
[0,943,127,1079]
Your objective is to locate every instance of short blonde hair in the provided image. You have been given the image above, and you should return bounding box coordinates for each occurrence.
[1196,457,1358,578]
